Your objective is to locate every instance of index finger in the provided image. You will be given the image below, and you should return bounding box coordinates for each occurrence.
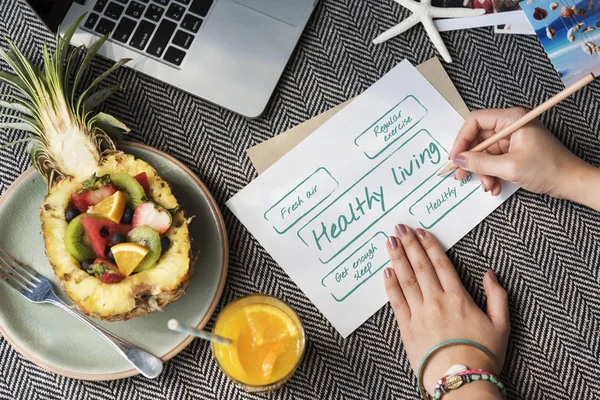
[449,108,529,159]
[450,111,497,159]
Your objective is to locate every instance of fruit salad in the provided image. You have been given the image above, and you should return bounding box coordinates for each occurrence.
[65,172,177,284]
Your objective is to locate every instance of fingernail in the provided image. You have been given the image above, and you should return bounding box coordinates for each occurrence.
[384,268,393,279]
[387,236,398,249]
[488,269,498,283]
[453,154,467,169]
[415,228,426,240]
[395,224,408,237]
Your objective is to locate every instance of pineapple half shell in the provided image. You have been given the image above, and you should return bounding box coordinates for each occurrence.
[0,16,193,320]
[41,154,192,320]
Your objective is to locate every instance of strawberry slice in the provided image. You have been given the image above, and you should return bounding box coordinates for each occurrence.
[71,186,116,213]
[87,259,125,284]
[100,273,125,284]
[134,172,150,196]
[132,202,172,235]
[81,217,132,258]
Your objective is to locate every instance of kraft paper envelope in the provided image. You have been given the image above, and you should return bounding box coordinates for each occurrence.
[247,57,470,174]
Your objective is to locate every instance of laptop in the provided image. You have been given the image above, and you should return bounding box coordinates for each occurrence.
[27,0,318,118]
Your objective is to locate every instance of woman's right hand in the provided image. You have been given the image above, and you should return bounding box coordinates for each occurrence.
[449,108,599,207]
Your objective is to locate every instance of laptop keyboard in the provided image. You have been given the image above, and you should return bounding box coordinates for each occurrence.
[82,0,214,68]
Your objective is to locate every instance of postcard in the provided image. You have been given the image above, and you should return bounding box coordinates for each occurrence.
[520,0,600,86]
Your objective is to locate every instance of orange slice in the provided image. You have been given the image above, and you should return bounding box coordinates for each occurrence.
[261,341,285,381]
[111,242,149,277]
[89,191,126,223]
[243,304,298,346]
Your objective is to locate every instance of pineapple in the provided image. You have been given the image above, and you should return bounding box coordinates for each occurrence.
[0,16,193,320]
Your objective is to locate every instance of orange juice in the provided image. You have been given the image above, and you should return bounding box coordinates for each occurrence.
[212,294,305,392]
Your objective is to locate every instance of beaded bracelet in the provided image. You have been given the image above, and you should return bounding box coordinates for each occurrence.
[430,369,507,399]
[417,339,499,399]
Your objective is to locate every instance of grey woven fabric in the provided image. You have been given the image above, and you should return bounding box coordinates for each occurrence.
[1,0,600,398]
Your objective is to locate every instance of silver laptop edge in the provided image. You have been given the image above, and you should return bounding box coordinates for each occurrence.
[56,0,317,118]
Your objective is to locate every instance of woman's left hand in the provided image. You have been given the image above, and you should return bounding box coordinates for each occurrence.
[384,225,510,395]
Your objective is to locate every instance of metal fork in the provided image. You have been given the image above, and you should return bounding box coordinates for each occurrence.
[0,248,163,379]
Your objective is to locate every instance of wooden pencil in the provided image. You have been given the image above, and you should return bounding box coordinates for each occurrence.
[437,72,596,176]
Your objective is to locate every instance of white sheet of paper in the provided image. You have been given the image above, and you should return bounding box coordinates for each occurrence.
[435,10,528,31]
[227,60,517,337]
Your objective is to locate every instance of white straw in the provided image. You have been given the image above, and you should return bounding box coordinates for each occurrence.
[167,319,232,346]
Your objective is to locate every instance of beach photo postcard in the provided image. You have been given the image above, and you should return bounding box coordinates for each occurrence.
[495,0,536,34]
[520,0,600,86]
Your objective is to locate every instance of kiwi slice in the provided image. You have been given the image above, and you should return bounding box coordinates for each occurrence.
[65,214,96,262]
[110,173,145,208]
[127,226,162,273]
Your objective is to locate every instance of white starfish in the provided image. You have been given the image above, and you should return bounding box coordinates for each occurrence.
[373,0,486,63]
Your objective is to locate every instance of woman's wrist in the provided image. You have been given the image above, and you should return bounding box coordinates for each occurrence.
[559,161,600,212]
[421,345,497,394]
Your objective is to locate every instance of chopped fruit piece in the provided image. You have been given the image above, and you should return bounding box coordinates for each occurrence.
[110,173,146,208]
[80,216,132,258]
[71,184,116,213]
[65,207,79,223]
[127,226,162,273]
[111,232,126,246]
[81,258,95,272]
[132,202,172,234]
[243,304,299,346]
[65,214,96,261]
[122,207,134,224]
[100,273,125,284]
[87,258,125,284]
[88,191,127,223]
[160,236,171,253]
[93,257,120,273]
[134,172,150,196]
[261,341,286,381]
[108,249,115,263]
[111,242,150,277]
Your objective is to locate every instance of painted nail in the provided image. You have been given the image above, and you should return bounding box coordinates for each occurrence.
[453,154,467,169]
[395,224,408,237]
[384,268,393,279]
[387,236,399,249]
[415,228,426,240]
[488,269,498,283]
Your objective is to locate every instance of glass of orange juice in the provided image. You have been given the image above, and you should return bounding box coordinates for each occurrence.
[211,294,306,392]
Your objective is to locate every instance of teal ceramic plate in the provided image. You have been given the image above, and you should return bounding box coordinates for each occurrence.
[0,142,228,380]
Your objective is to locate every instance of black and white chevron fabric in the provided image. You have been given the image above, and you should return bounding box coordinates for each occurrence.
[2,0,600,398]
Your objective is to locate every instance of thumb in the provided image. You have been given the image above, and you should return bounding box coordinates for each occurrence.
[453,151,516,181]
[483,269,510,331]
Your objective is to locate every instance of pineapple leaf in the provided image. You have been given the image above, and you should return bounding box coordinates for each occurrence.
[0,15,130,186]
[56,14,86,81]
[0,121,41,134]
[83,84,121,111]
[0,99,33,115]
[89,112,130,140]
[76,58,131,115]
[0,61,35,99]
[0,137,35,150]
[64,45,84,99]
[1,43,43,98]
[71,34,109,104]
[0,94,41,120]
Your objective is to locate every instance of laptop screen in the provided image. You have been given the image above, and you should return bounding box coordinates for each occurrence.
[26,0,75,33]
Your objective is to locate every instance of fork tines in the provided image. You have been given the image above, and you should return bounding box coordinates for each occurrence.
[0,248,40,294]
